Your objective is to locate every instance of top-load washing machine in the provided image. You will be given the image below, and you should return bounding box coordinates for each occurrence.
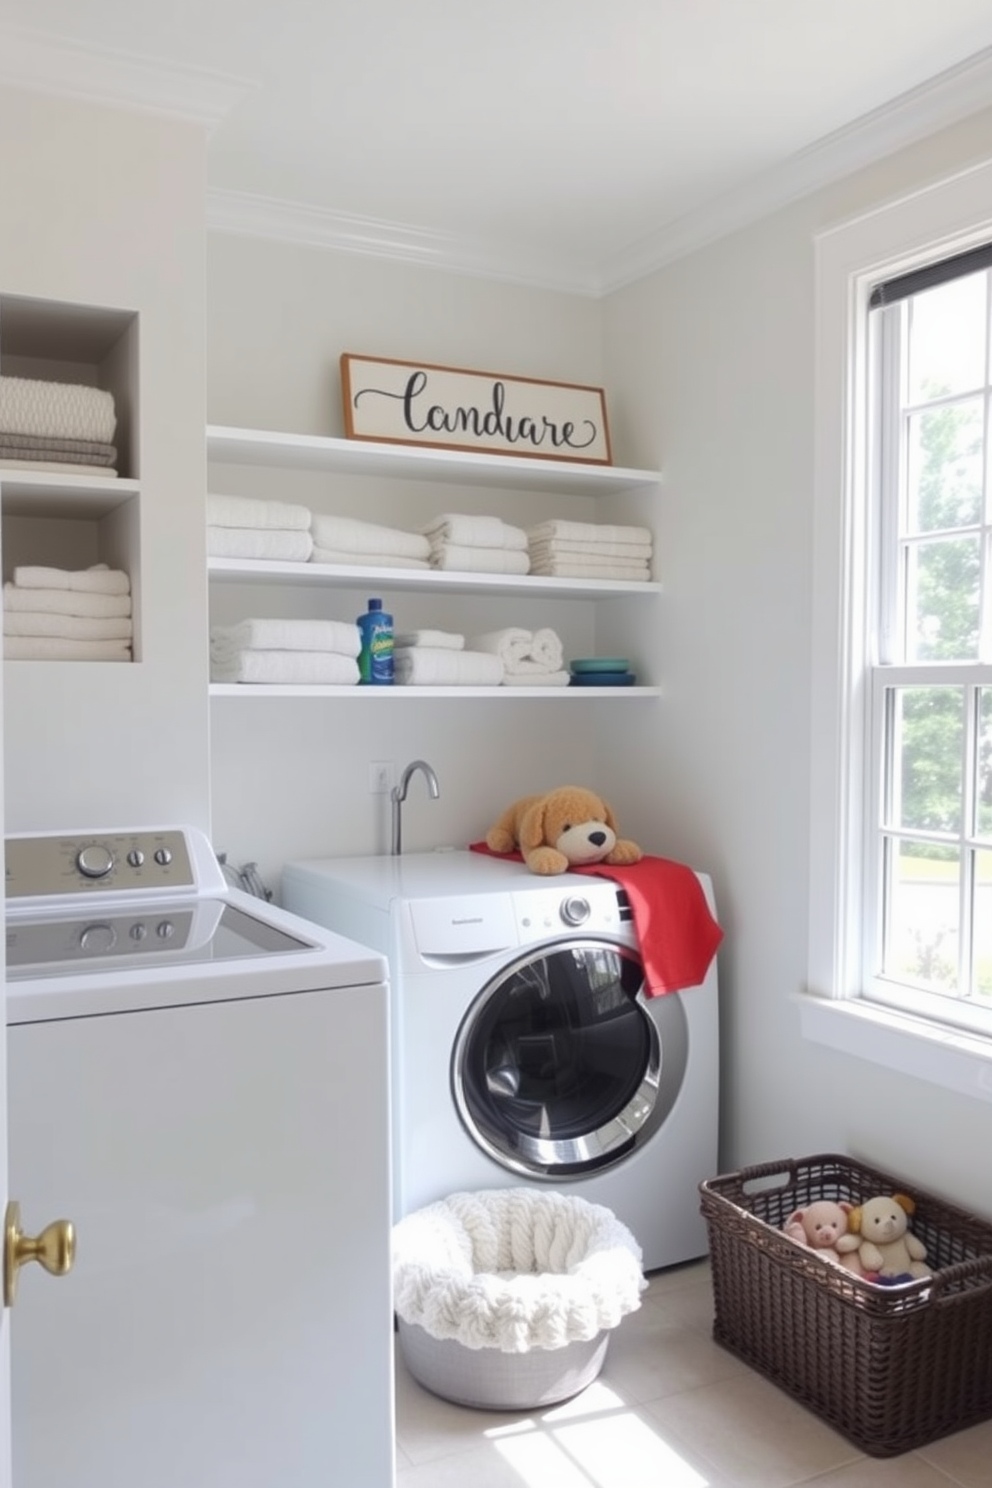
[283,848,719,1272]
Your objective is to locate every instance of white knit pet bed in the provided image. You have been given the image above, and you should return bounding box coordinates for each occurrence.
[392,1188,647,1409]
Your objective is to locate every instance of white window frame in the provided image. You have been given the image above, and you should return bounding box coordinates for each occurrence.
[801,156,992,1104]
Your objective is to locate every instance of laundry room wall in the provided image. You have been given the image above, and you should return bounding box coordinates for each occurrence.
[600,106,992,1213]
[0,85,211,834]
[205,233,612,888]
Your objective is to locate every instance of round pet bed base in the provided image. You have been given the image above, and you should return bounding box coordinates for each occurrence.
[398,1318,610,1410]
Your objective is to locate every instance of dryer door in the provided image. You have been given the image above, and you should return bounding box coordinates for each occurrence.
[451,937,688,1178]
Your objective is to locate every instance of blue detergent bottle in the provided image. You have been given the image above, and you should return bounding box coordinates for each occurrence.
[357,597,394,684]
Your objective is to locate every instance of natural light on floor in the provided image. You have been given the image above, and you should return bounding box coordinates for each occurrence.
[485,1383,710,1487]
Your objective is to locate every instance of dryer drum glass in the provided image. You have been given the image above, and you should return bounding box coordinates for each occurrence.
[452,938,688,1179]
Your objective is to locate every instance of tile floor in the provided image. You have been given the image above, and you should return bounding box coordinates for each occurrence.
[393,1258,992,1487]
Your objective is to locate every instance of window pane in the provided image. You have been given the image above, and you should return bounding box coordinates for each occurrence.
[973,849,992,1005]
[902,535,980,661]
[907,273,987,403]
[882,838,960,994]
[886,686,964,832]
[978,689,992,840]
[905,400,983,534]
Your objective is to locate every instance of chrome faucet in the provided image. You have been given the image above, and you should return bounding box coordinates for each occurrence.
[390,759,440,855]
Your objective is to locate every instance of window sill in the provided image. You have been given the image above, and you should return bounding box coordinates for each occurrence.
[794,992,992,1104]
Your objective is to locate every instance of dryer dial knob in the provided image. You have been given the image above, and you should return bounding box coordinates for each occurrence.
[76,844,115,880]
[560,895,591,926]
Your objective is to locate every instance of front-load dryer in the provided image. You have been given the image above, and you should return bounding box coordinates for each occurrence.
[283,849,719,1271]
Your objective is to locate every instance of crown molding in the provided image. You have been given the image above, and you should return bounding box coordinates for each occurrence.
[602,43,992,292]
[0,24,251,130]
[206,189,603,296]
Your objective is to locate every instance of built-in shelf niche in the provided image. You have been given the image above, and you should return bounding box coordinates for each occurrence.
[0,295,141,661]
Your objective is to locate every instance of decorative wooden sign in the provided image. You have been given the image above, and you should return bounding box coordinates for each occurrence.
[340,353,612,465]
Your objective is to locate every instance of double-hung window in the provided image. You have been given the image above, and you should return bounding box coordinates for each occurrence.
[806,159,992,1096]
[869,248,992,1041]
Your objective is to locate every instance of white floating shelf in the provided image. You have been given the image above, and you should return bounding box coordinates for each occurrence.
[207,425,660,496]
[207,556,659,599]
[209,684,660,699]
[0,471,139,518]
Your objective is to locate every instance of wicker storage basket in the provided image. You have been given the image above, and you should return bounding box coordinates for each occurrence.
[699,1153,992,1457]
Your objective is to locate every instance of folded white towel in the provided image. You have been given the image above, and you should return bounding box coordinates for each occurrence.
[422,513,528,551]
[501,670,572,688]
[529,557,651,580]
[0,459,119,477]
[309,546,430,570]
[207,493,311,532]
[210,619,360,658]
[393,648,504,686]
[310,513,430,560]
[13,564,130,596]
[394,630,465,650]
[207,527,314,562]
[3,584,131,619]
[469,627,564,673]
[527,519,652,546]
[4,611,133,641]
[4,636,130,661]
[0,375,116,443]
[528,537,653,560]
[210,650,360,686]
[429,545,530,575]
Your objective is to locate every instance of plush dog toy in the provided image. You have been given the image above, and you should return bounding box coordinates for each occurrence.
[486,785,643,875]
[847,1193,930,1281]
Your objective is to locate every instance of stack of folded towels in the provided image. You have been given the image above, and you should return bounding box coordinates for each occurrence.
[309,514,430,569]
[393,629,504,687]
[207,494,313,563]
[469,627,570,687]
[4,564,132,661]
[210,618,361,686]
[527,519,653,581]
[0,375,118,475]
[422,513,530,575]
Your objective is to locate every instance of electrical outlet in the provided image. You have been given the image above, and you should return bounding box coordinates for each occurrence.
[369,760,394,794]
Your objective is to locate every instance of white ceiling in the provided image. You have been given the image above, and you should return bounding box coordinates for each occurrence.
[3,0,992,293]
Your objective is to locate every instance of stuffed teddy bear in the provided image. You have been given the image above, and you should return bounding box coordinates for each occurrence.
[783,1199,860,1270]
[846,1193,930,1281]
[486,785,643,876]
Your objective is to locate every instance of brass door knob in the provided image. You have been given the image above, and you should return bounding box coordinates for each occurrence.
[4,1200,76,1307]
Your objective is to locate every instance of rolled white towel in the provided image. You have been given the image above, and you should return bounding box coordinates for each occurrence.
[423,514,528,551]
[309,546,430,570]
[210,650,360,686]
[310,513,430,560]
[13,563,129,596]
[207,493,311,531]
[527,519,652,546]
[0,375,116,443]
[393,648,504,686]
[4,611,132,641]
[4,584,131,619]
[501,670,572,688]
[210,618,360,658]
[470,627,563,673]
[429,545,529,576]
[394,630,465,650]
[4,635,130,661]
[207,527,314,562]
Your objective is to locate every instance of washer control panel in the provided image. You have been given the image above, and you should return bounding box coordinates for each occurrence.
[6,830,195,899]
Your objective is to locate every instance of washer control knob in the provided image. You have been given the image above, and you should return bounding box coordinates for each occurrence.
[154,847,173,867]
[156,920,176,940]
[79,923,116,954]
[560,895,591,926]
[127,849,145,868]
[76,844,115,880]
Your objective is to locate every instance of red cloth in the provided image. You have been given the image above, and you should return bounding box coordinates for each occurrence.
[468,843,723,996]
